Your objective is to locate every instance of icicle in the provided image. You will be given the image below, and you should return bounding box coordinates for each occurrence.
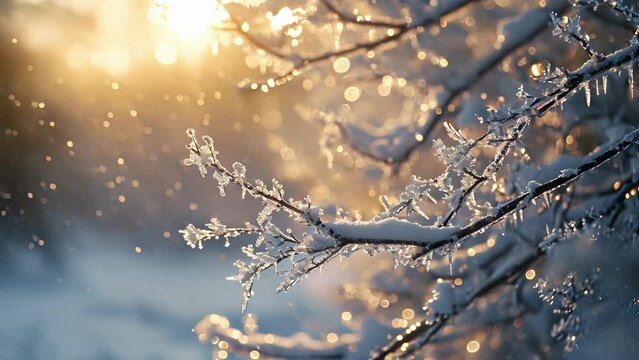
[584,82,591,107]
[603,75,608,94]
[424,251,433,272]
[629,65,634,98]
[543,192,552,208]
[595,78,600,96]
[448,250,454,276]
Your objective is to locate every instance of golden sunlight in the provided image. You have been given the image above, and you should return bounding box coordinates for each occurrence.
[154,43,179,65]
[149,0,229,39]
[148,0,231,63]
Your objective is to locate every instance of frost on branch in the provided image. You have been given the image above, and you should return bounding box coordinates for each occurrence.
[178,1,639,359]
[184,103,639,355]
[183,123,639,317]
[181,218,257,249]
[182,128,474,308]
[536,270,599,352]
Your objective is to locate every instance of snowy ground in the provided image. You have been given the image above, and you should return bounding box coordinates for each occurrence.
[0,224,345,360]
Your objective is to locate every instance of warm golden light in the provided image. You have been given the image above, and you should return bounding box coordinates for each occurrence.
[613,181,621,190]
[148,0,232,64]
[466,340,480,353]
[531,63,543,77]
[333,57,351,74]
[487,237,496,247]
[150,0,229,39]
[155,43,179,65]
[341,311,352,321]
[326,332,338,343]
[91,47,131,77]
[344,86,361,102]
[401,308,415,320]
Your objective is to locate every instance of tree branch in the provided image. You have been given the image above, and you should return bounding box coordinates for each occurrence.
[319,0,407,29]
[231,0,478,89]
[372,176,639,359]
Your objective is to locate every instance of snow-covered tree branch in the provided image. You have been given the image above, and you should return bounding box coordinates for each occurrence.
[177,0,639,358]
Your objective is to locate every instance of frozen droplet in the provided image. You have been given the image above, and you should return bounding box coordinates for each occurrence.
[448,251,454,276]
[629,65,634,98]
[425,251,433,272]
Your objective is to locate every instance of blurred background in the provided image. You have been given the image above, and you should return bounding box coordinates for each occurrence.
[2,0,639,359]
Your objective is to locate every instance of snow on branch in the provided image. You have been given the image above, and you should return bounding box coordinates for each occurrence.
[318,0,408,29]
[227,0,478,90]
[176,2,639,358]
[320,0,570,165]
[577,0,639,27]
[315,1,639,167]
[181,123,639,311]
[536,270,599,352]
[372,173,638,359]
[551,11,602,59]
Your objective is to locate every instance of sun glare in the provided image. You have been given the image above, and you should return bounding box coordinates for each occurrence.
[154,43,179,65]
[149,0,229,39]
[146,1,305,65]
[148,0,231,64]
